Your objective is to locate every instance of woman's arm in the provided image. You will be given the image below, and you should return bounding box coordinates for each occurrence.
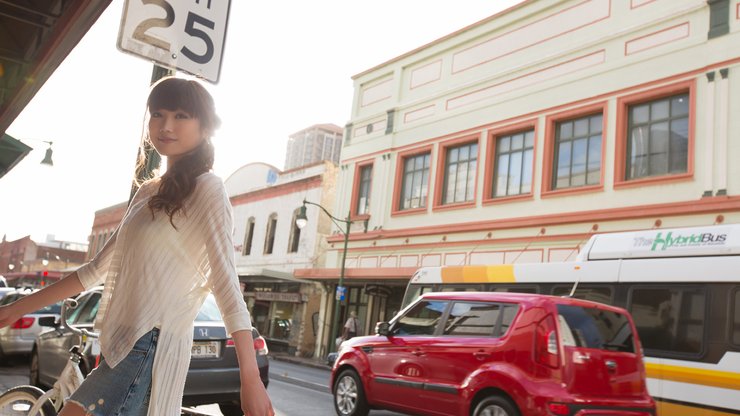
[232,329,274,416]
[0,271,85,328]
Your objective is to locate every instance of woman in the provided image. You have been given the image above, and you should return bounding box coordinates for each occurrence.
[0,77,274,416]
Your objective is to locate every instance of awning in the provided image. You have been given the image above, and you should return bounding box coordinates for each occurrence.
[0,133,31,179]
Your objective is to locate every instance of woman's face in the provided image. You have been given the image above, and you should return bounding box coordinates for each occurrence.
[148,108,205,165]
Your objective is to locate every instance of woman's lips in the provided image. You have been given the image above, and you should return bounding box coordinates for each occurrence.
[158,137,176,143]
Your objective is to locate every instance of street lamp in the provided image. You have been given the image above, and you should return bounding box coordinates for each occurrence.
[295,199,368,353]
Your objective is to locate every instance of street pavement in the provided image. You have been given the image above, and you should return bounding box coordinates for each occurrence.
[1,354,404,415]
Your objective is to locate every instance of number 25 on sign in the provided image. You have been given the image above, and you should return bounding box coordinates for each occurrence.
[117,0,231,83]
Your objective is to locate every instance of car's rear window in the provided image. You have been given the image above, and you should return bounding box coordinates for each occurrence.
[557,304,635,353]
[34,302,62,315]
[196,296,222,322]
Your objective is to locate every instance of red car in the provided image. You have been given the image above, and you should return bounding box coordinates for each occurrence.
[331,292,656,416]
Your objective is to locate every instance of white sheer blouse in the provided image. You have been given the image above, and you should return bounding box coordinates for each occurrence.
[76,172,251,416]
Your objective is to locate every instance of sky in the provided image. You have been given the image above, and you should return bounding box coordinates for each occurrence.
[0,0,522,245]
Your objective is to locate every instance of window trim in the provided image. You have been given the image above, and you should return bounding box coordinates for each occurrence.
[542,102,607,198]
[483,120,538,205]
[392,145,434,216]
[433,134,481,211]
[614,80,695,189]
[350,159,374,221]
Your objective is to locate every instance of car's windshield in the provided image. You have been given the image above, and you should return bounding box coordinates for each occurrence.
[196,296,222,322]
[34,301,62,315]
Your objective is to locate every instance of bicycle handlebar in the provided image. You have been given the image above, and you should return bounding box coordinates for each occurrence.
[60,298,99,339]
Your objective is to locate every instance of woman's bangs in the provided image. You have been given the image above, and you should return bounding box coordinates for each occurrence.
[148,80,202,117]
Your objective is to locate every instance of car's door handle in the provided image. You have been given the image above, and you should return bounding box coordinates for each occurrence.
[412,349,425,356]
[605,359,617,374]
[474,351,490,360]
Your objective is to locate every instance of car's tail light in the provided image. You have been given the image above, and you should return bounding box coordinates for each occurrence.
[224,336,268,355]
[11,317,34,329]
[253,336,269,355]
[535,315,559,368]
[547,402,570,415]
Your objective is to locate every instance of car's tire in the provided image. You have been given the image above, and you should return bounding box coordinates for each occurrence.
[30,348,42,387]
[0,385,57,415]
[219,402,242,416]
[473,394,520,416]
[333,369,369,416]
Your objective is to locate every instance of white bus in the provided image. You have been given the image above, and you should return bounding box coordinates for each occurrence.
[403,224,740,416]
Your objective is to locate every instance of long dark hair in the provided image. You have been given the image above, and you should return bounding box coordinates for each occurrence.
[136,77,221,226]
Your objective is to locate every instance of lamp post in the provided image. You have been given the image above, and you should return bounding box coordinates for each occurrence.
[295,199,368,353]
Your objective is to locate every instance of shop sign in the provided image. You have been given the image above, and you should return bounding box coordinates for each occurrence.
[254,292,302,303]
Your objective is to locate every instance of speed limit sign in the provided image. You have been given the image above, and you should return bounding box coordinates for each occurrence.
[117,0,231,83]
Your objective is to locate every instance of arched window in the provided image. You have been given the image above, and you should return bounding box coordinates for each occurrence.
[243,217,255,256]
[263,213,277,255]
[287,208,302,253]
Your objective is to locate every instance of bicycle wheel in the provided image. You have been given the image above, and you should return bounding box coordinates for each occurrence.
[0,385,56,416]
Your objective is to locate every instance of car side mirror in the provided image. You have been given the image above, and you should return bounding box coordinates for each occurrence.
[375,321,390,336]
[38,316,57,327]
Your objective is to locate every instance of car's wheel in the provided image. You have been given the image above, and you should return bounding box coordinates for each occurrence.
[30,348,42,387]
[473,394,520,416]
[333,369,369,416]
[219,402,242,416]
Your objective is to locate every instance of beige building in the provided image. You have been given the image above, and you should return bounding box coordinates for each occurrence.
[297,0,740,352]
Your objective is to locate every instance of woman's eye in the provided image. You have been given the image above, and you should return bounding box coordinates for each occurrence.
[175,112,191,119]
[151,111,162,118]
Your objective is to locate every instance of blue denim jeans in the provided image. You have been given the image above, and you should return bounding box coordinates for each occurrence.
[67,327,159,416]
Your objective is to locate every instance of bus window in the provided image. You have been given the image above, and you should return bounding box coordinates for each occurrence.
[439,285,482,292]
[628,287,706,356]
[551,285,613,304]
[485,285,538,294]
[733,288,740,346]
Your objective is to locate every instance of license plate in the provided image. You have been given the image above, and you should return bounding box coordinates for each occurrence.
[191,341,220,358]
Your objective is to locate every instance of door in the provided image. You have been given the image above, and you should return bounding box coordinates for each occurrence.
[558,304,647,399]
[421,301,520,415]
[365,299,448,414]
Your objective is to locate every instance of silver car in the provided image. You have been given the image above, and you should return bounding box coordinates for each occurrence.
[33,287,268,416]
[0,288,61,357]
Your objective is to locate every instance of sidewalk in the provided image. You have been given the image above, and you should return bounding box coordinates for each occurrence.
[269,352,331,371]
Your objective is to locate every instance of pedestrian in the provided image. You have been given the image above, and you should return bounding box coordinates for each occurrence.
[0,77,274,416]
[342,310,361,340]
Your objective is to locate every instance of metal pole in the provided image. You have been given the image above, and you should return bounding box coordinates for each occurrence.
[329,212,351,353]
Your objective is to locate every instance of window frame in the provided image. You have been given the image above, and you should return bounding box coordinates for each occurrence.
[242,216,255,256]
[730,286,740,347]
[626,284,708,359]
[484,120,537,204]
[287,209,302,254]
[350,159,374,220]
[392,145,434,216]
[614,80,695,189]
[433,134,480,211]
[263,213,277,255]
[542,102,607,197]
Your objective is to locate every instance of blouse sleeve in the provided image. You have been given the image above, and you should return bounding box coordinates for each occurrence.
[198,174,252,336]
[76,228,117,290]
[76,181,152,290]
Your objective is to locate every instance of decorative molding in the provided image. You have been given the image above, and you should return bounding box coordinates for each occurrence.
[446,50,606,111]
[452,0,610,73]
[624,22,690,55]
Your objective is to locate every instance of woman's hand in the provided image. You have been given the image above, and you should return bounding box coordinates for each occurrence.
[240,377,274,416]
[0,304,22,329]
